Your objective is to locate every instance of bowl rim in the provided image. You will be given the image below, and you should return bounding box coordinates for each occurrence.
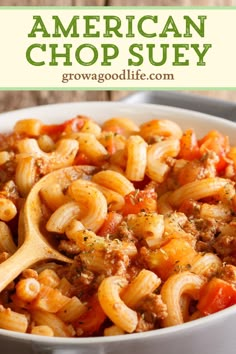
[0,100,235,124]
[0,100,235,344]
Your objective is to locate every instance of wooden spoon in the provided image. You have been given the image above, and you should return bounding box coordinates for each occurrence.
[0,165,95,293]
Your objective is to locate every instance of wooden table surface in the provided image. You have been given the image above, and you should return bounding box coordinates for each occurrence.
[0,0,235,113]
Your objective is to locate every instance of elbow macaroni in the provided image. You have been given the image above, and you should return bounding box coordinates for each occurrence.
[0,114,235,337]
[98,276,138,333]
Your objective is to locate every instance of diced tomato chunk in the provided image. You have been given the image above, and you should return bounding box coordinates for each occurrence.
[177,160,205,186]
[97,211,123,237]
[41,123,65,136]
[41,116,86,138]
[198,130,230,172]
[122,189,157,216]
[75,295,106,336]
[146,238,197,280]
[103,135,117,155]
[73,152,92,166]
[63,117,85,133]
[179,129,200,161]
[198,277,236,315]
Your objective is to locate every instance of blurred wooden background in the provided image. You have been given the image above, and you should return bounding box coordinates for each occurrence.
[0,0,236,113]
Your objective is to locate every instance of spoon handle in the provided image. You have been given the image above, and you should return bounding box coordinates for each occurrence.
[0,240,45,293]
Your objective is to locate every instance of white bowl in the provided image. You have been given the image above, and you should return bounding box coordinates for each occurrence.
[0,101,236,354]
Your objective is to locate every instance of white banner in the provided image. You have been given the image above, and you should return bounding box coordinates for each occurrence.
[0,7,235,89]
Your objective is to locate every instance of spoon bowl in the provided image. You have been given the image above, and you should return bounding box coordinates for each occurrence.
[0,165,95,292]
